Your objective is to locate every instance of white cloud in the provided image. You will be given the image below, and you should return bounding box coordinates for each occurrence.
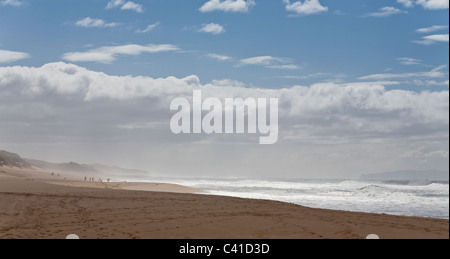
[199,0,255,13]
[209,54,298,68]
[62,44,179,64]
[412,79,450,87]
[238,56,300,70]
[75,17,119,28]
[278,73,337,80]
[121,1,143,13]
[239,56,287,66]
[198,23,226,35]
[106,0,124,9]
[135,22,160,33]
[414,34,449,45]
[397,0,414,8]
[283,0,328,15]
[0,62,446,116]
[416,25,449,33]
[416,0,449,10]
[207,53,232,61]
[0,49,30,63]
[365,7,407,17]
[423,34,449,42]
[207,79,246,88]
[397,57,422,65]
[1,62,448,132]
[1,63,448,177]
[0,62,200,100]
[359,65,447,80]
[106,0,143,13]
[396,0,448,10]
[0,0,22,6]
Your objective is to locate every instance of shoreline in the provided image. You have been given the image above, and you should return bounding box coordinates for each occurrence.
[0,166,448,239]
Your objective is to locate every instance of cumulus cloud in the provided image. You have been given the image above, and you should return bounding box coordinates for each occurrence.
[365,7,407,17]
[0,49,30,63]
[121,1,143,12]
[106,0,143,13]
[1,62,447,129]
[62,44,179,63]
[0,0,22,6]
[397,0,414,8]
[199,0,255,13]
[0,62,200,101]
[106,0,124,9]
[416,0,449,9]
[283,0,328,15]
[397,0,448,10]
[135,22,160,33]
[198,23,226,35]
[75,17,119,28]
[1,62,448,177]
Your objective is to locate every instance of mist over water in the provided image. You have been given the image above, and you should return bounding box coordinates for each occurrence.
[137,177,450,219]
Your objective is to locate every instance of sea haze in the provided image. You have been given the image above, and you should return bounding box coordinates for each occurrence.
[138,177,450,219]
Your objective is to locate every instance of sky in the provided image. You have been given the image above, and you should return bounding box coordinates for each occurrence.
[0,0,449,179]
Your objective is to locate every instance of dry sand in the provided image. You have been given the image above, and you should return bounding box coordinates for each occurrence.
[0,166,448,239]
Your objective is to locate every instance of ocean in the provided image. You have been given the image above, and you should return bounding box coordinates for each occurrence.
[140,177,449,219]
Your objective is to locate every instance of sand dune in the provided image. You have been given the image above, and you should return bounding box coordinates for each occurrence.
[0,166,448,239]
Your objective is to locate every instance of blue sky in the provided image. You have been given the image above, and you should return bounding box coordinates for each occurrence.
[1,0,448,89]
[0,0,449,178]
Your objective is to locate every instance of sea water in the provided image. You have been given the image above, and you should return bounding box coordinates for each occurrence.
[141,177,449,219]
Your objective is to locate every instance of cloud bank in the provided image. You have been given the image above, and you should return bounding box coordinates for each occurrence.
[1,62,448,177]
[1,62,447,135]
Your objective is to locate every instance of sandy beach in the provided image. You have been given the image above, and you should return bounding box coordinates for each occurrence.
[0,166,448,239]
